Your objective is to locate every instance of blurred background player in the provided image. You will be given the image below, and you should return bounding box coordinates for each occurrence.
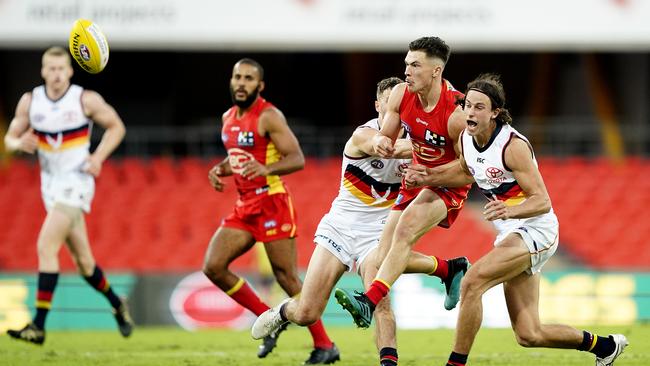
[4,46,131,344]
[335,36,471,328]
[202,58,338,364]
[405,73,628,366]
[253,76,472,366]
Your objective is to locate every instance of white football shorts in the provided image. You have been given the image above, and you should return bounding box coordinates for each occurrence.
[494,213,559,274]
[313,213,383,272]
[41,171,95,213]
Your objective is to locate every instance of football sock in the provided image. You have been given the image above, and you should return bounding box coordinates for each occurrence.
[366,279,390,306]
[33,272,59,329]
[83,266,122,310]
[307,319,333,349]
[446,351,468,366]
[428,256,449,280]
[578,331,616,358]
[380,347,398,366]
[226,278,269,316]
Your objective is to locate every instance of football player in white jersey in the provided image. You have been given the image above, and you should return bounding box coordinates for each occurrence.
[4,46,131,344]
[405,74,628,366]
[252,77,463,366]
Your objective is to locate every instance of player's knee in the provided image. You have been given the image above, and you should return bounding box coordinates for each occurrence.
[514,330,542,348]
[36,242,58,260]
[75,257,95,276]
[292,306,319,326]
[272,267,300,288]
[201,260,226,282]
[460,271,483,299]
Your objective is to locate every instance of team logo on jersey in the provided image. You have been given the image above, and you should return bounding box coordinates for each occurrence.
[221,133,229,143]
[237,131,254,146]
[227,148,255,174]
[45,133,63,150]
[424,129,446,146]
[281,223,292,232]
[370,159,384,169]
[412,141,445,162]
[468,166,475,176]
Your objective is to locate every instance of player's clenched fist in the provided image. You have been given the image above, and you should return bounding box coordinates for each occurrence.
[208,165,226,191]
[372,134,395,158]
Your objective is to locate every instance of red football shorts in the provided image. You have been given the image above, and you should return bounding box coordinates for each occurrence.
[391,185,469,228]
[222,192,298,242]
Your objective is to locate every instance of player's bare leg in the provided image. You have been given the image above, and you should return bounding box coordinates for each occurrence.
[504,259,627,366]
[376,189,447,285]
[264,238,340,364]
[202,227,256,291]
[452,235,531,355]
[284,246,346,326]
[7,204,71,344]
[65,209,133,337]
[360,249,398,366]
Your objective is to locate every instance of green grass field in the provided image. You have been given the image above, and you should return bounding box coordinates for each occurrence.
[1,324,649,366]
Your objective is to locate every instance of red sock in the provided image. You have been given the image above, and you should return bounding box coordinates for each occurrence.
[366,279,390,306]
[227,279,269,316]
[430,256,449,280]
[307,319,333,349]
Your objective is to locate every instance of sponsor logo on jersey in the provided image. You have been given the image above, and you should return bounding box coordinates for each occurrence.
[477,157,485,163]
[230,126,240,131]
[415,117,429,126]
[266,229,277,236]
[370,159,384,169]
[221,133,229,143]
[397,163,408,177]
[263,220,277,229]
[237,131,254,146]
[485,167,508,183]
[424,129,446,146]
[468,166,475,176]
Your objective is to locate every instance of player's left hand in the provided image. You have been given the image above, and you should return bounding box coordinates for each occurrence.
[483,199,509,221]
[241,160,269,180]
[404,164,429,189]
[83,155,103,177]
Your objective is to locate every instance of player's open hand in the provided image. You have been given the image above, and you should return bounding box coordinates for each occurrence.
[241,160,269,180]
[372,134,395,158]
[483,199,509,221]
[404,164,429,188]
[83,154,103,177]
[208,165,226,191]
[18,128,38,154]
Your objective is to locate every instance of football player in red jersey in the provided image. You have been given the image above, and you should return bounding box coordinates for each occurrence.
[202,58,339,364]
[335,37,471,329]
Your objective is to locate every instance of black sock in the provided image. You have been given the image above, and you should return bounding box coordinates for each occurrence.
[83,266,122,310]
[279,302,288,322]
[447,351,468,366]
[380,347,398,365]
[33,272,59,329]
[578,331,615,358]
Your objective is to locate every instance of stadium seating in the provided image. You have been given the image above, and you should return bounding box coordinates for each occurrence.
[1,156,648,272]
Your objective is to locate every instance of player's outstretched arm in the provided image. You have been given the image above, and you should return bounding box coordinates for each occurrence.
[4,93,38,154]
[258,107,305,176]
[82,90,126,177]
